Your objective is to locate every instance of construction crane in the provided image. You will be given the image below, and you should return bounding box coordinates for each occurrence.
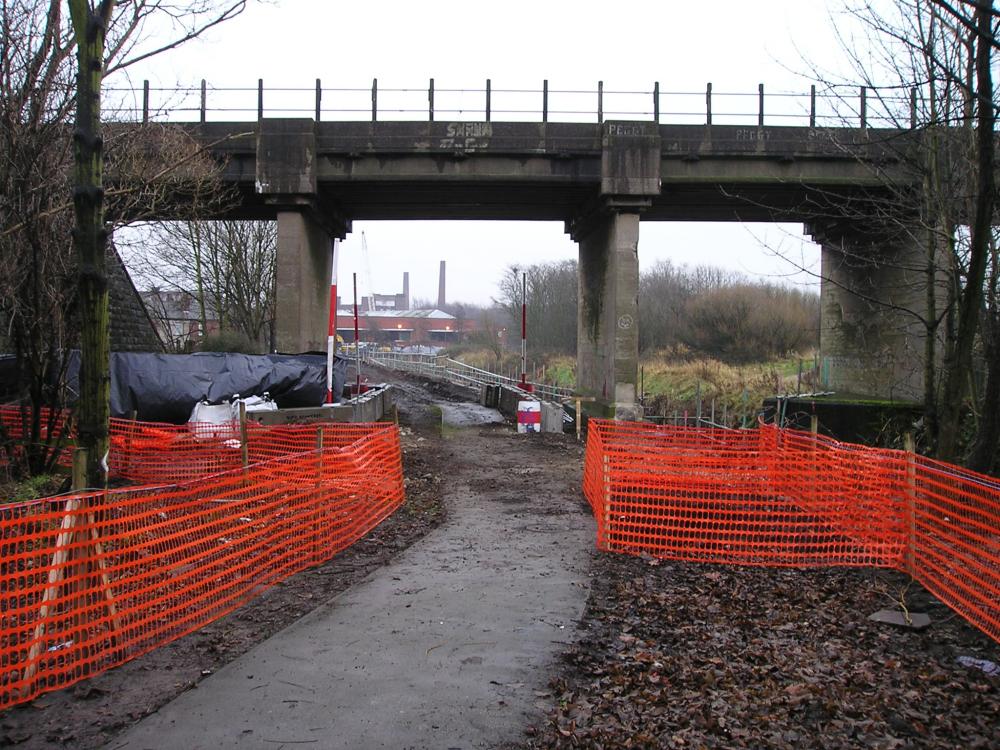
[360,231,376,312]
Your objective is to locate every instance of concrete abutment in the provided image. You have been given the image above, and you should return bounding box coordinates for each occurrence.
[811,222,941,402]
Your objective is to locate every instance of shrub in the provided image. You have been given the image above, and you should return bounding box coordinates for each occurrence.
[198,330,259,354]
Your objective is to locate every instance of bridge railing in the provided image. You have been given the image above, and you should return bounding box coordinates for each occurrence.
[365,350,574,402]
[102,79,922,130]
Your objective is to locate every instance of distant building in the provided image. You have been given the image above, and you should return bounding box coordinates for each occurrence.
[338,270,412,312]
[336,308,475,345]
[140,289,220,351]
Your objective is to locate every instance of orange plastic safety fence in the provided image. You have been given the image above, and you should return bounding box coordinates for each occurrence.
[0,406,70,441]
[908,454,1000,644]
[0,406,74,471]
[584,419,1000,645]
[0,420,404,709]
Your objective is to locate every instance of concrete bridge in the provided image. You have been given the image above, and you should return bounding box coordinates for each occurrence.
[174,115,928,417]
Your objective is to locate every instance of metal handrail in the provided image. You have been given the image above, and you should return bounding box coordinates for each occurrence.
[365,351,573,401]
[106,79,923,130]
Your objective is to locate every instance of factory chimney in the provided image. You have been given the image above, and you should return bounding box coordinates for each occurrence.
[402,271,410,309]
[437,260,446,308]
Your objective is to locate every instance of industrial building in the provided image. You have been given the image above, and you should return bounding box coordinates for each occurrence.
[335,261,476,345]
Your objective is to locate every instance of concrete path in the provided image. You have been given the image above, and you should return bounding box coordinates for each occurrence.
[108,418,593,750]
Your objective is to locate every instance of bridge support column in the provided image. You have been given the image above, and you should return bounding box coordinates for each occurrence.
[810,223,938,402]
[275,210,334,353]
[256,119,350,353]
[569,121,660,420]
[573,209,642,420]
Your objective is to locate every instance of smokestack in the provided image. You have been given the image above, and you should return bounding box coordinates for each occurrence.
[403,272,410,309]
[437,260,446,308]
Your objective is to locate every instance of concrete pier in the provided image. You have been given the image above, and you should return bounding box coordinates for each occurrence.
[256,119,347,353]
[811,222,936,402]
[568,122,660,418]
[575,211,642,419]
[274,210,333,353]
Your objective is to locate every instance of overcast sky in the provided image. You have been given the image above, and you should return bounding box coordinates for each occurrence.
[122,0,856,305]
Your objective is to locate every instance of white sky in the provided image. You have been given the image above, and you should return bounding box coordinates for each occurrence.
[120,0,857,305]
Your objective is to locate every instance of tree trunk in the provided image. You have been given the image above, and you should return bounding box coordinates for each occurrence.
[968,317,1000,473]
[922,222,939,447]
[936,3,995,463]
[69,0,114,487]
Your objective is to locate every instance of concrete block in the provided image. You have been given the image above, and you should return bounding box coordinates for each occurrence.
[601,121,661,196]
[540,401,564,433]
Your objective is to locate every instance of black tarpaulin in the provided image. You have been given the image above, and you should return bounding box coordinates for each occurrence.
[55,351,348,423]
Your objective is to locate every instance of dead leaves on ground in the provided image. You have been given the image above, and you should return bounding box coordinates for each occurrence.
[532,556,999,749]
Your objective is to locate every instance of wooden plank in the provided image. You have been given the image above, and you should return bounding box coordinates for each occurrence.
[22,497,81,684]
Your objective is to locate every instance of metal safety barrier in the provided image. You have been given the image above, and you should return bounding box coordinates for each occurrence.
[584,419,1000,645]
[365,351,573,402]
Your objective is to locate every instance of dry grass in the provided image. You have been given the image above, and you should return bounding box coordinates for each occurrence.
[639,356,789,427]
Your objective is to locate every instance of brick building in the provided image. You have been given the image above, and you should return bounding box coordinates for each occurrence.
[336,309,476,345]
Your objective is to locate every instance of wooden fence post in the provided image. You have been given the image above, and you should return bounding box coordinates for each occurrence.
[810,414,820,507]
[239,401,249,470]
[22,448,121,685]
[316,426,324,474]
[576,397,582,442]
[22,453,87,684]
[314,427,325,562]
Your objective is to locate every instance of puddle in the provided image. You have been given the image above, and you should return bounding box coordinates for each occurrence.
[436,402,505,429]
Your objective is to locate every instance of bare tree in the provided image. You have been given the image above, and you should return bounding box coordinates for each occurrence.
[0,0,250,482]
[496,260,578,355]
[126,220,278,351]
[791,0,997,465]
[681,283,820,363]
[638,261,744,355]
[466,308,508,368]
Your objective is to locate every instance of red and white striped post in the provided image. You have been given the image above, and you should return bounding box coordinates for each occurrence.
[325,239,339,403]
[352,272,362,394]
[520,270,532,392]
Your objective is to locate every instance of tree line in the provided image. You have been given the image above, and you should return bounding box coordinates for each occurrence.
[490,259,820,364]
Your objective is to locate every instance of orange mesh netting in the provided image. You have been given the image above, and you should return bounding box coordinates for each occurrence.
[585,419,1000,645]
[0,406,73,471]
[0,417,403,709]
